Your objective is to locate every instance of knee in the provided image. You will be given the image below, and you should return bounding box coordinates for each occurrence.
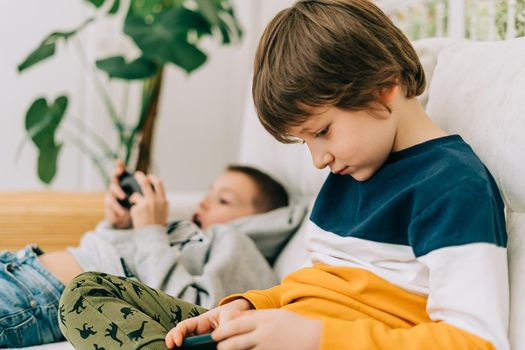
[59,272,118,304]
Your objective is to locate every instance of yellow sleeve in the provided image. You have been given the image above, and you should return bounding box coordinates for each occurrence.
[320,317,496,350]
[219,284,283,309]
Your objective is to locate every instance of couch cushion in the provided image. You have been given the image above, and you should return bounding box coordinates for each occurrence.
[412,37,466,109]
[426,37,525,350]
[273,197,317,280]
[507,212,525,348]
[426,37,525,212]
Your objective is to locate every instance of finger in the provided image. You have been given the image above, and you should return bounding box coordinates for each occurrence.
[128,192,143,205]
[135,171,155,197]
[111,159,126,183]
[216,332,257,350]
[106,193,127,217]
[166,318,203,347]
[165,328,177,349]
[115,159,125,172]
[109,182,126,200]
[148,175,166,198]
[213,313,257,342]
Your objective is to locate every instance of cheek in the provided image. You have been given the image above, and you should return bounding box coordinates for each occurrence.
[333,137,360,161]
[223,207,256,222]
[206,208,238,224]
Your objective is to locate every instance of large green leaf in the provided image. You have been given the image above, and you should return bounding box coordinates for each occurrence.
[96,56,158,80]
[194,0,243,44]
[163,7,212,37]
[128,0,175,18]
[126,7,212,39]
[84,0,120,14]
[37,143,62,185]
[86,0,105,7]
[124,8,210,72]
[25,96,67,148]
[24,96,68,184]
[18,18,94,72]
[109,0,120,14]
[194,0,222,26]
[17,43,56,73]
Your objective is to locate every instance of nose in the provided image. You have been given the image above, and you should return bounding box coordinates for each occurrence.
[310,145,334,170]
[198,196,210,210]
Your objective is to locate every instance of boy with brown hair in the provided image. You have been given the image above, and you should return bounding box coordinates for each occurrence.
[60,1,509,349]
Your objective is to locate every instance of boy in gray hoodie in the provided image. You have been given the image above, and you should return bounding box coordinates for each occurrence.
[0,162,306,348]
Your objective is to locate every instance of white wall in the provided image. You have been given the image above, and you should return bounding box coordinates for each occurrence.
[0,0,293,193]
[0,1,90,190]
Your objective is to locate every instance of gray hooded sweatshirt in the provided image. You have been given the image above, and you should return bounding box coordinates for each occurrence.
[68,201,308,308]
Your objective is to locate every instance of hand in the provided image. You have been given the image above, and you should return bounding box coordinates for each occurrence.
[104,159,132,229]
[165,299,253,349]
[129,172,169,230]
[212,309,322,350]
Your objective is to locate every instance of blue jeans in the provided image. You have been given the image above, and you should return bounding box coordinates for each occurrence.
[0,245,65,348]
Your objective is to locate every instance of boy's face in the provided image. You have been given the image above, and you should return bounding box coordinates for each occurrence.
[192,171,259,230]
[288,106,397,181]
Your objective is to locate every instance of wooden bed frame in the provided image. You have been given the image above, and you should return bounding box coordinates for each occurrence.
[0,192,105,252]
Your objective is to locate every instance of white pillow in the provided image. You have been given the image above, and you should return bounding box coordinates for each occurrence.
[507,213,525,349]
[425,37,525,350]
[412,37,465,109]
[273,197,317,280]
[426,38,525,212]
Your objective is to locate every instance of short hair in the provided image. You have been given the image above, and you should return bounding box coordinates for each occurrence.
[253,0,426,143]
[226,165,289,212]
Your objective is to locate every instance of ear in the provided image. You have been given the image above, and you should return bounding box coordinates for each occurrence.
[379,84,399,104]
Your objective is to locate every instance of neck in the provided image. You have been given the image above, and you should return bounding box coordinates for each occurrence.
[392,96,448,152]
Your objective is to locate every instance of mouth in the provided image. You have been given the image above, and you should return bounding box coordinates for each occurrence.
[192,214,202,228]
[332,166,349,175]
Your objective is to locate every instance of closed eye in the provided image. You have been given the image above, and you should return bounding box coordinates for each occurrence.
[314,125,329,138]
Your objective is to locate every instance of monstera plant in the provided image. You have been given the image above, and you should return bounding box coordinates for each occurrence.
[18,0,242,185]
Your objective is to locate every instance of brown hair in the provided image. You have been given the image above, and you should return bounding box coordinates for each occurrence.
[253,0,426,143]
[226,165,289,212]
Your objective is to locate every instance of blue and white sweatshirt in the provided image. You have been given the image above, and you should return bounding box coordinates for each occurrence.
[220,135,508,349]
[304,135,509,349]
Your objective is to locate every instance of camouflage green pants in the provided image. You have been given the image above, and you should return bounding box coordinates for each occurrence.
[58,272,207,350]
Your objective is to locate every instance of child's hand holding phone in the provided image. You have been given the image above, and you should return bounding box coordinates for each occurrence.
[165,299,253,349]
[128,171,169,230]
[105,160,132,229]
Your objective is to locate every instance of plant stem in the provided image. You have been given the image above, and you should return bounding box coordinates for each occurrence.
[128,67,164,172]
[69,116,119,160]
[65,135,111,186]
[72,37,128,146]
[126,67,164,171]
[120,82,131,158]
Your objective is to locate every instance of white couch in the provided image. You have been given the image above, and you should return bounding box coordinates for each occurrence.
[16,37,525,350]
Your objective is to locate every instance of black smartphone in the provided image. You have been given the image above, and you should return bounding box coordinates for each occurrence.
[117,171,143,209]
[179,333,217,350]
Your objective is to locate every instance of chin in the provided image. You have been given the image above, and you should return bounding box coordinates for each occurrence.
[350,169,376,182]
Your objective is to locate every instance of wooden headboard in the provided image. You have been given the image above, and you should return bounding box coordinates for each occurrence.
[0,192,105,252]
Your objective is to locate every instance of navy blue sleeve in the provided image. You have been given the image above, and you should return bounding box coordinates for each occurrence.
[408,179,507,257]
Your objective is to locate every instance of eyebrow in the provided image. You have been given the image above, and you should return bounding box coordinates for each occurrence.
[217,188,242,202]
[291,123,315,137]
[299,126,312,134]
